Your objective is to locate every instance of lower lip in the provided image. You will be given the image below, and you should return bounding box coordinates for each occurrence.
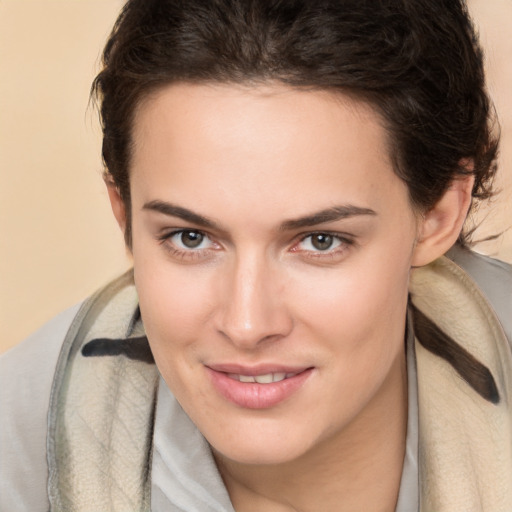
[206,368,313,409]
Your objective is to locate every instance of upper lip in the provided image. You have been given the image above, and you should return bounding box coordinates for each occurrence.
[206,363,312,376]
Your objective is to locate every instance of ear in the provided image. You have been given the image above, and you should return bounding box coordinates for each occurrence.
[412,174,474,267]
[105,176,127,234]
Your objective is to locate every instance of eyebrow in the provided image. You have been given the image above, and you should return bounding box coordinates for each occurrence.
[143,200,376,231]
[143,200,219,229]
[280,205,377,230]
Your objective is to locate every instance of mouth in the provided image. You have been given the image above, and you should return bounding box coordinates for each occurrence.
[226,371,301,384]
[206,365,314,409]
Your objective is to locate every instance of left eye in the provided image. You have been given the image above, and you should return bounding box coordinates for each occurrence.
[170,230,213,250]
[298,233,342,252]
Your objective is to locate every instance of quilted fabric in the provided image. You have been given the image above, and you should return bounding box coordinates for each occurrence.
[47,272,159,512]
[410,258,512,511]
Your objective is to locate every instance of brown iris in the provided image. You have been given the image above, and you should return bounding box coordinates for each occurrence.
[180,230,204,248]
[311,234,334,251]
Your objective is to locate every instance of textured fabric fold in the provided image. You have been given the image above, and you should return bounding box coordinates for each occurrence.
[47,271,159,511]
[410,257,512,511]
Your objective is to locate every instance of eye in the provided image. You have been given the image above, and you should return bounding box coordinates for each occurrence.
[170,230,213,250]
[298,233,343,252]
[157,228,220,262]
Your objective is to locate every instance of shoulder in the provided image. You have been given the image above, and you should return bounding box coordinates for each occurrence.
[0,303,81,512]
[447,244,512,345]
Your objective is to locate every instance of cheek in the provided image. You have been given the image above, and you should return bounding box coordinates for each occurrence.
[133,260,217,374]
[289,238,412,387]
[295,249,410,338]
[291,257,410,426]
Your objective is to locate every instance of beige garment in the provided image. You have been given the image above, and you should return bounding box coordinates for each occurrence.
[411,257,512,511]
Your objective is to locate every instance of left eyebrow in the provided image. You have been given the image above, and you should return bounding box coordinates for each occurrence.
[280,205,377,231]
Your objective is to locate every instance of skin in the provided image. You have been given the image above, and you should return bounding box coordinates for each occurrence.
[108,82,473,511]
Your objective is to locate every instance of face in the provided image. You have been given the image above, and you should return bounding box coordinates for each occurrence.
[127,83,419,465]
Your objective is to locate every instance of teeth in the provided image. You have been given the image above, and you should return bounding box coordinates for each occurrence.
[232,372,290,383]
[255,373,273,384]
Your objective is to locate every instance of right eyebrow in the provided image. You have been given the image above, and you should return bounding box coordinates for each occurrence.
[142,200,219,229]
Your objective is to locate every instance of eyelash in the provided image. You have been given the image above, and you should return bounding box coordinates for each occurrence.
[157,229,355,262]
[292,232,354,260]
[157,229,219,261]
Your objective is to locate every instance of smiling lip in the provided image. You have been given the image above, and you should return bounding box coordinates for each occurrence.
[206,364,314,409]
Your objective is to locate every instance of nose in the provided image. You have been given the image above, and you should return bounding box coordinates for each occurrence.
[214,253,293,349]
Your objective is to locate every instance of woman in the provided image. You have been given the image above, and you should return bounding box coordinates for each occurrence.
[1,0,511,511]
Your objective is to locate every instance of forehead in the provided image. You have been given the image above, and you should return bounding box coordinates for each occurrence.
[129,82,408,221]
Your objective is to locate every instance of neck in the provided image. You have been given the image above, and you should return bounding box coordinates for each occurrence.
[214,351,408,512]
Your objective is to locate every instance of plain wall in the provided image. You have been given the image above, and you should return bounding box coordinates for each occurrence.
[1,0,511,353]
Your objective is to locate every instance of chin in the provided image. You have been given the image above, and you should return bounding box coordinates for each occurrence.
[214,441,307,467]
[205,417,321,466]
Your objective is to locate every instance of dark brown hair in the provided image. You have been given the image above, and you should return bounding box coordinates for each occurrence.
[92,0,499,247]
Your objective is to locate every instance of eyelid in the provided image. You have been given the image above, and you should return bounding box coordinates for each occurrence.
[157,228,221,260]
[290,231,355,258]
[171,229,214,250]
[158,227,208,241]
[298,231,354,245]
[299,233,341,251]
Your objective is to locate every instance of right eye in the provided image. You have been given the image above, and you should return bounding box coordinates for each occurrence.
[157,228,221,262]
[170,230,212,250]
[162,229,215,251]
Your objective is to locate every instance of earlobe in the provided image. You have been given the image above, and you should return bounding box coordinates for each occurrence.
[105,176,127,234]
[412,174,475,267]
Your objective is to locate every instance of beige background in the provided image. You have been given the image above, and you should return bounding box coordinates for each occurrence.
[1,0,511,353]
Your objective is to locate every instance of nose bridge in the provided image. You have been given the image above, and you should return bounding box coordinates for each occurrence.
[217,248,291,347]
